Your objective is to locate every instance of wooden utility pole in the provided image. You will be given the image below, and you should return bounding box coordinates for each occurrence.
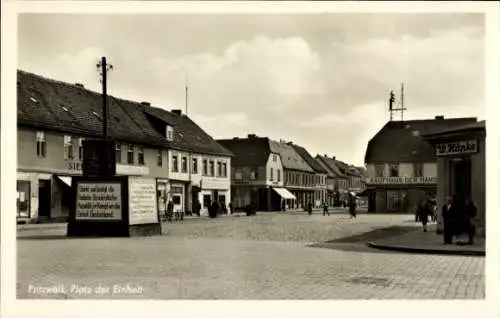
[97,57,113,138]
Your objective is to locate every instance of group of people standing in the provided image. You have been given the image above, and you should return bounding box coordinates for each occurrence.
[416,194,477,245]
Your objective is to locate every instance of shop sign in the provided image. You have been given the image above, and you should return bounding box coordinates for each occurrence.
[365,176,437,185]
[128,177,158,225]
[75,182,122,220]
[68,161,83,172]
[436,140,478,156]
[171,186,184,194]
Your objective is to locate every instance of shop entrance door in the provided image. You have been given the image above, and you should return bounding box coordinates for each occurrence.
[451,159,471,199]
[386,190,403,212]
[38,180,51,219]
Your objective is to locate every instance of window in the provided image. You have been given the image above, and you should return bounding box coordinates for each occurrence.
[217,161,222,177]
[222,162,227,177]
[36,131,46,157]
[203,159,208,176]
[250,170,256,180]
[277,169,281,182]
[127,144,134,164]
[209,160,214,176]
[273,154,277,162]
[270,168,274,181]
[235,171,242,180]
[115,143,122,163]
[375,164,385,177]
[413,163,423,177]
[389,163,399,177]
[166,126,174,141]
[138,147,145,165]
[181,156,187,173]
[192,158,198,174]
[78,138,84,160]
[157,150,163,166]
[172,155,179,172]
[63,135,73,160]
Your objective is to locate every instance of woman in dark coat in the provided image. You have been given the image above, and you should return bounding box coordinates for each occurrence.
[463,197,477,245]
[442,196,454,244]
[417,200,431,232]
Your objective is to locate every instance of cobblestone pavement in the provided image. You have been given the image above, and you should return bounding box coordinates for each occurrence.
[17,213,485,299]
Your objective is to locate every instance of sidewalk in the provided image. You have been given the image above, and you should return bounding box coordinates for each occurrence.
[367,224,485,256]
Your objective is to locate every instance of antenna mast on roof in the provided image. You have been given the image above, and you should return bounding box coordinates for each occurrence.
[388,82,407,122]
[185,72,188,117]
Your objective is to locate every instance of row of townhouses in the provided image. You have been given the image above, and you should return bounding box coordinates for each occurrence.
[16,70,366,222]
[17,70,233,221]
[218,135,366,211]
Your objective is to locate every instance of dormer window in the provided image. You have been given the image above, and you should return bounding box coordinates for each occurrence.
[166,125,174,141]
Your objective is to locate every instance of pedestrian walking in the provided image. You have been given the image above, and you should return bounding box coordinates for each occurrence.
[323,201,329,216]
[348,194,357,218]
[209,200,219,218]
[195,200,202,216]
[166,199,174,222]
[228,201,233,215]
[417,199,431,232]
[307,201,313,215]
[442,196,454,244]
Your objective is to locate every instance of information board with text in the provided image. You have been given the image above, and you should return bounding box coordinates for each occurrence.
[128,177,158,225]
[75,182,122,220]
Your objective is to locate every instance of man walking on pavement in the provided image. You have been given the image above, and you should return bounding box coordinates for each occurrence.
[323,200,329,216]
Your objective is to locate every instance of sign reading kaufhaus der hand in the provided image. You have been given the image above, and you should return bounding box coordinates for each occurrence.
[436,140,478,156]
[365,176,437,185]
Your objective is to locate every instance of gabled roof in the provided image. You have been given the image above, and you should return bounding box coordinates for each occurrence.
[269,140,315,173]
[217,136,271,167]
[17,70,170,148]
[364,117,478,163]
[314,156,335,178]
[144,107,233,157]
[335,159,360,177]
[290,144,328,174]
[315,155,345,179]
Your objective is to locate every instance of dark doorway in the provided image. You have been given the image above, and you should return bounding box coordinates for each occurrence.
[257,188,268,210]
[368,191,376,212]
[191,186,200,214]
[38,180,51,219]
[451,159,471,199]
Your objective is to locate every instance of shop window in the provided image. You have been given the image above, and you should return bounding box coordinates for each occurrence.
[389,164,399,177]
[127,144,134,164]
[115,143,122,164]
[203,194,211,208]
[375,164,385,177]
[138,147,145,165]
[172,195,181,205]
[157,150,163,166]
[181,156,188,173]
[202,159,208,176]
[192,158,198,174]
[36,131,47,157]
[413,163,423,177]
[17,180,30,218]
[172,155,179,172]
[63,135,73,160]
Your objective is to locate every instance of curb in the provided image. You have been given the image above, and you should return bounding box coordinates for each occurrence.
[17,224,67,232]
[366,241,485,257]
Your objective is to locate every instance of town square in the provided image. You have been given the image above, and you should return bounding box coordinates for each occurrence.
[5,4,494,313]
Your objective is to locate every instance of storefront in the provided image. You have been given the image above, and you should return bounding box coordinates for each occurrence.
[199,179,230,215]
[423,121,485,237]
[365,176,437,213]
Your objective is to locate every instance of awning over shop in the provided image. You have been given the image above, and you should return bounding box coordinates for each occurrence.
[273,187,296,200]
[57,176,72,187]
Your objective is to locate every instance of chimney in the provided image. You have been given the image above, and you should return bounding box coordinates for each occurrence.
[140,101,151,106]
[248,134,257,139]
[324,154,328,158]
[332,156,336,160]
[75,83,84,88]
[172,109,182,115]
[435,115,444,120]
[287,141,293,145]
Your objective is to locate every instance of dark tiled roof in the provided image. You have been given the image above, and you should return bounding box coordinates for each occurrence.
[364,118,478,163]
[269,140,315,172]
[315,155,345,178]
[217,137,271,167]
[423,120,485,137]
[290,144,328,174]
[17,70,170,148]
[314,156,335,178]
[144,106,233,157]
[334,159,360,177]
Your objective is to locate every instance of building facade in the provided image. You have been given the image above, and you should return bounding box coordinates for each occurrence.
[218,135,293,212]
[271,140,316,210]
[315,155,347,207]
[290,144,328,208]
[423,121,485,237]
[364,116,478,213]
[143,107,233,216]
[17,70,170,222]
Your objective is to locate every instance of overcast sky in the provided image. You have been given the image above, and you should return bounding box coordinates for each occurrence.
[18,13,485,166]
